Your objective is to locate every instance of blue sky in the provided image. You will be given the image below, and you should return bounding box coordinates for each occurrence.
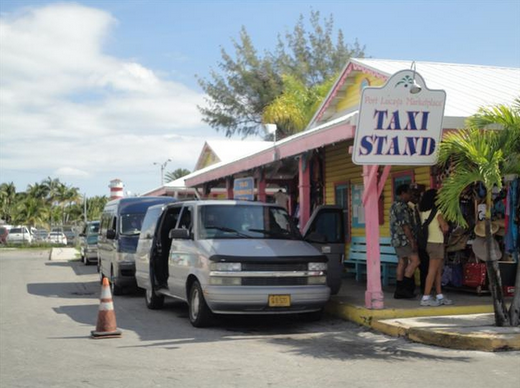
[1,0,519,197]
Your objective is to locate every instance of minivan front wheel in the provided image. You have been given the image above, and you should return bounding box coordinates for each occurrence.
[188,281,213,328]
[110,269,123,296]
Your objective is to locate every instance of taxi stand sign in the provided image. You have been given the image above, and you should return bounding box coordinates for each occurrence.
[352,69,446,166]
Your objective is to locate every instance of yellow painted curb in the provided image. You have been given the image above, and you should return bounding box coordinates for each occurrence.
[326,299,519,352]
[325,300,493,328]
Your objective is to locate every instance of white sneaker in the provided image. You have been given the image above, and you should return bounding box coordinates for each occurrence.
[420,298,440,307]
[437,297,453,305]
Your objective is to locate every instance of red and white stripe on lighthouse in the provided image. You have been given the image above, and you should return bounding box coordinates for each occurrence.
[109,179,124,200]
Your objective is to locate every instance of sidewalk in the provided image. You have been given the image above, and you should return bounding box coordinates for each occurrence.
[325,277,520,352]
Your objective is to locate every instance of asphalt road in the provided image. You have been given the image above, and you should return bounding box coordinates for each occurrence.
[1,249,518,388]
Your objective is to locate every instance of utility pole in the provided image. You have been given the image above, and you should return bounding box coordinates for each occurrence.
[153,159,171,186]
[83,193,87,224]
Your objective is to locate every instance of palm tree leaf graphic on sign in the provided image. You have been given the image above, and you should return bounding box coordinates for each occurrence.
[395,75,414,89]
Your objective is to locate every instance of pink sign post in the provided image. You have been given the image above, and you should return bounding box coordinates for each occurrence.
[353,65,446,309]
[362,164,385,308]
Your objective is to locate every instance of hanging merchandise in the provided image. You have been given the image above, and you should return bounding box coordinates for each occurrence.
[462,255,487,289]
[477,203,486,221]
[446,227,471,253]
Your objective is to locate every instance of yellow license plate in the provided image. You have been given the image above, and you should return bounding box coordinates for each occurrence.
[268,295,291,307]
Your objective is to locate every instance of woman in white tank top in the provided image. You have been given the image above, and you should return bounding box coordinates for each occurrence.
[419,189,452,307]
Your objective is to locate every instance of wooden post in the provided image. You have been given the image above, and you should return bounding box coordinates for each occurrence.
[226,177,233,199]
[362,165,384,309]
[298,154,311,231]
[257,171,267,203]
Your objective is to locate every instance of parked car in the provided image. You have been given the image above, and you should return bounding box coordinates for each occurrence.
[34,229,49,242]
[7,226,33,244]
[135,200,343,327]
[51,226,77,246]
[79,221,100,265]
[98,196,176,295]
[0,225,11,245]
[47,232,67,245]
[62,226,77,246]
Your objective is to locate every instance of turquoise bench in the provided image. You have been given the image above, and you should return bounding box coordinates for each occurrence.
[344,237,398,286]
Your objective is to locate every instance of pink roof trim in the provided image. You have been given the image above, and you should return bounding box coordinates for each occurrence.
[185,122,355,187]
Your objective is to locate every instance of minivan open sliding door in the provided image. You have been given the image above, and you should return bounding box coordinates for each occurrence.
[302,205,346,295]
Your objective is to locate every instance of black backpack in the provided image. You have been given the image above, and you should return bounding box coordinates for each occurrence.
[418,207,437,250]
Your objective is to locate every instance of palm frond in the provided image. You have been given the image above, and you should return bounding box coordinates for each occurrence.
[436,169,485,227]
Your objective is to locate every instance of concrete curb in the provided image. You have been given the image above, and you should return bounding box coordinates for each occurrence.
[407,326,520,351]
[325,299,520,352]
[49,247,79,261]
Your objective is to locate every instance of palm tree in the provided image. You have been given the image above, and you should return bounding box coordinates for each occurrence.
[13,197,49,229]
[0,182,17,223]
[85,196,108,221]
[165,168,191,183]
[42,177,64,226]
[262,74,335,138]
[436,99,520,326]
[57,185,81,225]
[27,183,50,200]
[42,177,63,204]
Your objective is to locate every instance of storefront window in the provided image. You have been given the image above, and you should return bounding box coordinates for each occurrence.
[351,183,365,228]
[335,184,348,209]
[392,171,414,200]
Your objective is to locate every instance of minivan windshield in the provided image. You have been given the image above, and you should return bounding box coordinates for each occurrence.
[198,205,301,240]
[120,213,145,235]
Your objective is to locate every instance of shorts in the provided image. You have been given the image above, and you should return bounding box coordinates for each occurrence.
[395,245,413,259]
[427,242,445,260]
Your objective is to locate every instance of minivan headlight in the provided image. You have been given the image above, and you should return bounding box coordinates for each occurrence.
[210,262,242,272]
[308,262,327,271]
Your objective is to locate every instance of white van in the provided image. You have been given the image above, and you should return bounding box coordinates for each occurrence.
[136,200,345,327]
[98,196,176,295]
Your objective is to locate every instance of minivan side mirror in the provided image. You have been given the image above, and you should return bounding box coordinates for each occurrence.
[169,228,190,240]
[106,229,116,240]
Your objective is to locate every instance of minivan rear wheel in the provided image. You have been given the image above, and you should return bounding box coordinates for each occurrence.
[145,272,164,309]
[188,281,213,328]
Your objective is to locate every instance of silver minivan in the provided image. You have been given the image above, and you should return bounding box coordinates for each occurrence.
[136,200,345,327]
[98,196,176,295]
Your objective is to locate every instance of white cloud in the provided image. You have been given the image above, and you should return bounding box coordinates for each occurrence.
[0,3,222,196]
[54,167,90,178]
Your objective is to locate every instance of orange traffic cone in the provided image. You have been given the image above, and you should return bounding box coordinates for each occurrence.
[91,277,122,339]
